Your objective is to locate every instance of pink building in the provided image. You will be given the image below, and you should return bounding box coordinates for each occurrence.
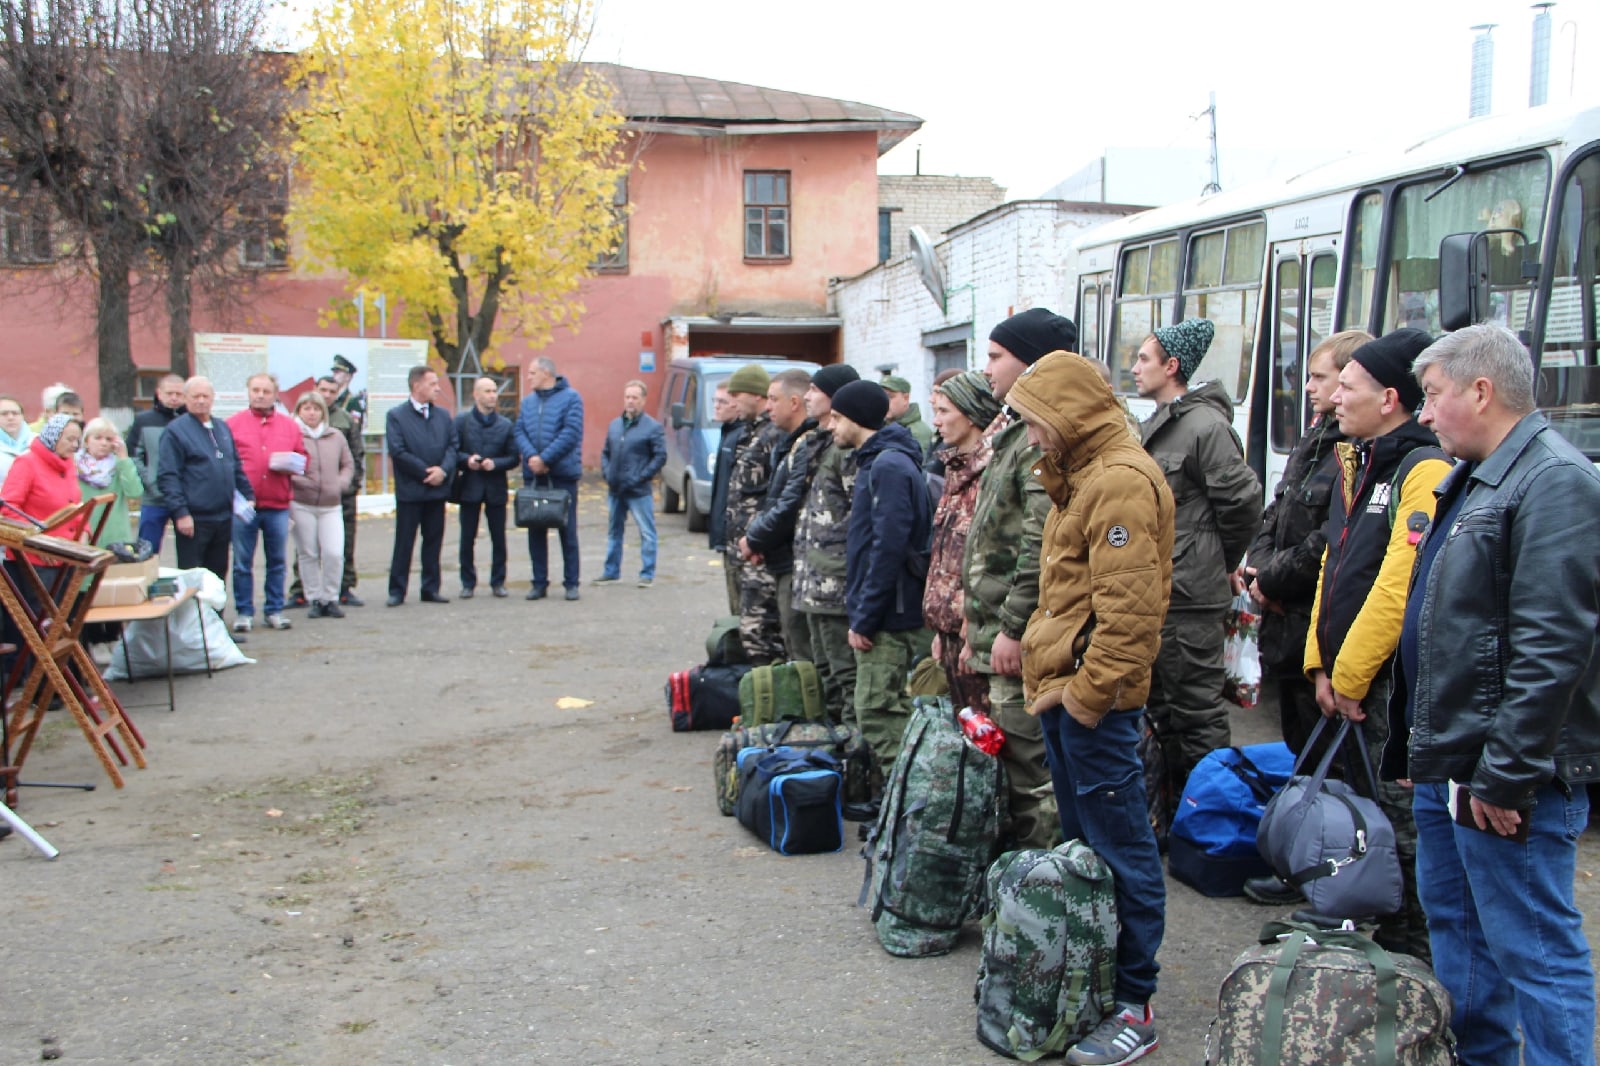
[0,65,920,467]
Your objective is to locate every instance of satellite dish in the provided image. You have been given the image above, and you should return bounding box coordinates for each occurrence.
[908,225,947,312]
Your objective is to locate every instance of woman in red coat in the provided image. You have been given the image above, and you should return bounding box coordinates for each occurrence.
[3,414,88,557]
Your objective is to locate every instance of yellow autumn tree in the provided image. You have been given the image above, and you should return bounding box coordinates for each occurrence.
[289,0,628,371]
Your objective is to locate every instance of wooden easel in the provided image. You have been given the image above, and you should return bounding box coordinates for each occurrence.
[0,496,146,789]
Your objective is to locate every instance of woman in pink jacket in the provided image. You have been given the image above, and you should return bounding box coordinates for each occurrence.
[289,392,354,618]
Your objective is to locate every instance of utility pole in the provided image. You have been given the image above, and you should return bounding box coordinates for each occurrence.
[1201,91,1221,195]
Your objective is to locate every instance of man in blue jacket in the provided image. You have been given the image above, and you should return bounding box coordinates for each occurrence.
[158,376,253,590]
[831,379,933,768]
[596,379,666,588]
[454,376,519,598]
[514,357,585,600]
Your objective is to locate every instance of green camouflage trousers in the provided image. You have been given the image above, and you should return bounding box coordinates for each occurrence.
[987,673,1061,852]
[804,610,856,725]
[1147,611,1233,784]
[729,549,784,665]
[776,571,812,663]
[722,554,741,616]
[853,627,931,769]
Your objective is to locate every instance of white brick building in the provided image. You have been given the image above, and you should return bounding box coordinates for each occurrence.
[877,174,1007,262]
[830,199,1143,405]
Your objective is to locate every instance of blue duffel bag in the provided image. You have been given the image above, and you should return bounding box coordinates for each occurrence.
[1169,742,1293,897]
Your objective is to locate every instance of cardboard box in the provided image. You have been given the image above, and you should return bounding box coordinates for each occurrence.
[93,577,150,607]
[103,556,158,585]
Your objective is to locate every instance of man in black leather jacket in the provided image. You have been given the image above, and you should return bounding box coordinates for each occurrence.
[1397,323,1600,1066]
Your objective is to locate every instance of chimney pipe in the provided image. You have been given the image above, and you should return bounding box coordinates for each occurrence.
[1530,3,1554,107]
[1470,23,1496,118]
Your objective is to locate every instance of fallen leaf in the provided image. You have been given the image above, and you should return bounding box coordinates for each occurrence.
[265,808,283,818]
[555,697,594,709]
[670,786,692,793]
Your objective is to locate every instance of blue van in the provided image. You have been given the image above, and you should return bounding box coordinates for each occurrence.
[657,356,818,532]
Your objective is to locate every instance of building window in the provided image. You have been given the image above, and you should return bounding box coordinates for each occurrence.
[592,175,629,273]
[878,209,892,263]
[744,170,789,260]
[240,174,289,269]
[1,195,53,265]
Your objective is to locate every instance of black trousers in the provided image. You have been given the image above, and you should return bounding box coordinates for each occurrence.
[458,499,507,590]
[390,499,445,600]
[175,518,232,584]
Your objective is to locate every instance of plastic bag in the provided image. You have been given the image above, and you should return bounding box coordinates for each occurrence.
[1222,590,1261,709]
[102,567,252,679]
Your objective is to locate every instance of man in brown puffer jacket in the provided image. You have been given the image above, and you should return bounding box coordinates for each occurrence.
[1009,351,1175,1064]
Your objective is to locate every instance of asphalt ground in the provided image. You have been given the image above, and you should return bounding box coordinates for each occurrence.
[3,478,1596,1064]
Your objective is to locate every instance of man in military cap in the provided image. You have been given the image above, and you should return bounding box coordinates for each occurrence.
[720,363,787,664]
[330,354,368,429]
[880,372,934,455]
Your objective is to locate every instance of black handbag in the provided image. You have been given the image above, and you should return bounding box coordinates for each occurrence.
[514,478,570,529]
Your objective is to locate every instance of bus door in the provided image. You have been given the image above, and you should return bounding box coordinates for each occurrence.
[1263,237,1340,493]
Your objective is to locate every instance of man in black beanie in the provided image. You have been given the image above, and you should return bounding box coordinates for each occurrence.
[1292,327,1452,957]
[793,362,863,724]
[957,307,1080,851]
[832,379,933,768]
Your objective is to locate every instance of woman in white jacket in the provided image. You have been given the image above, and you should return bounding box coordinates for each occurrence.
[290,391,354,618]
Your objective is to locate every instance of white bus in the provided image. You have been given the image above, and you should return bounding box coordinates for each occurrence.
[1070,98,1600,492]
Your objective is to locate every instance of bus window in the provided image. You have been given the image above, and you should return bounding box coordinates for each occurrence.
[1385,157,1549,334]
[1110,238,1178,392]
[1272,258,1302,452]
[1342,192,1382,332]
[1184,219,1264,401]
[1308,253,1337,347]
[1540,150,1600,456]
[1079,271,1110,361]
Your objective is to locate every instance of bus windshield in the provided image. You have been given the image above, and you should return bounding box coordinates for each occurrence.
[1540,150,1600,457]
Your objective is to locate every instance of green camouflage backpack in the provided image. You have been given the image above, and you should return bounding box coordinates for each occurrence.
[1207,921,1455,1065]
[737,660,827,726]
[974,841,1118,1061]
[861,696,1008,957]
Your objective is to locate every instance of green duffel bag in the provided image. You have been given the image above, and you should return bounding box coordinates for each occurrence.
[706,615,748,666]
[737,660,826,727]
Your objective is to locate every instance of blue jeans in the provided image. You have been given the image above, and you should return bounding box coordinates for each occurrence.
[1414,781,1594,1065]
[137,501,170,552]
[525,476,580,591]
[1039,706,1166,1006]
[231,506,290,618]
[602,492,656,581]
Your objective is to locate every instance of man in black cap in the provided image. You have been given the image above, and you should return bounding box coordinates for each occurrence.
[1134,317,1261,804]
[832,378,932,768]
[1278,327,1451,958]
[792,363,861,722]
[959,306,1078,850]
[330,354,368,429]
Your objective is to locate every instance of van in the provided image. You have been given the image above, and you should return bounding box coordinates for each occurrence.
[657,356,818,532]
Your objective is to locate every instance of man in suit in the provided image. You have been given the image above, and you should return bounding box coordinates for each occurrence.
[454,376,518,598]
[386,366,456,606]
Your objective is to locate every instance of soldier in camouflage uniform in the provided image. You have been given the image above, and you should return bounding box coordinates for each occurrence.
[880,373,935,455]
[722,363,787,665]
[961,308,1078,853]
[791,364,860,722]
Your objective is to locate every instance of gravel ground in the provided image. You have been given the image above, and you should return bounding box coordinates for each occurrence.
[4,481,1596,1065]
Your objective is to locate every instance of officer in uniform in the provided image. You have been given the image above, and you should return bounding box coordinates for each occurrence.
[330,354,368,429]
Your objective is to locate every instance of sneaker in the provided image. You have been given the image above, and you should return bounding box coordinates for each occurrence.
[340,590,365,607]
[1065,1005,1157,1066]
[233,616,253,635]
[307,601,326,619]
[321,601,345,619]
[636,577,653,588]
[564,587,580,601]
[591,576,622,586]
[263,614,292,631]
[1243,874,1304,907]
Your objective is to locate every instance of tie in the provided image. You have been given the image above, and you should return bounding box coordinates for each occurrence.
[419,405,429,418]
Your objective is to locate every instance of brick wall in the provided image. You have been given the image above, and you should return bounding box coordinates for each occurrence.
[877,175,1006,261]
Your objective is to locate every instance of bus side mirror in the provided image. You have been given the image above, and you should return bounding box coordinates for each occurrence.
[1439,229,1532,332]
[670,402,688,429]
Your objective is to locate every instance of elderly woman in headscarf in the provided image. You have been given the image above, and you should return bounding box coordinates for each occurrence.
[1,414,88,672]
[77,416,143,546]
[0,394,33,484]
[922,370,1003,708]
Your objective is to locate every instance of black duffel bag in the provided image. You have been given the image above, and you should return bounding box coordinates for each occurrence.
[514,478,570,529]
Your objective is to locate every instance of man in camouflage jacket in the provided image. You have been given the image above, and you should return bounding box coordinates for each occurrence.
[791,364,860,722]
[960,308,1079,852]
[723,364,788,665]
[742,369,818,662]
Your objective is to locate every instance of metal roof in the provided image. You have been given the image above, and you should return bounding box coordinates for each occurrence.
[590,63,922,156]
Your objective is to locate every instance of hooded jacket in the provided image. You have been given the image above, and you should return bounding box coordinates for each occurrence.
[126,395,184,506]
[1246,415,1347,673]
[1010,354,1175,727]
[1139,379,1261,614]
[960,413,1050,670]
[846,422,930,636]
[514,375,584,482]
[1305,420,1451,700]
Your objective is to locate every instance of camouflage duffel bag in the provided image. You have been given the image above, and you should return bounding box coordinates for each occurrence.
[974,840,1117,1061]
[714,718,873,816]
[1206,921,1454,1065]
[861,696,1007,958]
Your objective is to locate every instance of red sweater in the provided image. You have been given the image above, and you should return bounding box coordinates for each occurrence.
[1,438,88,563]
[227,408,306,511]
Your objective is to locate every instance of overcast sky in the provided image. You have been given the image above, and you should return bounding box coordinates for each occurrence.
[583,0,1598,198]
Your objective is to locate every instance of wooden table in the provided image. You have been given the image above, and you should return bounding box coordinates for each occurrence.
[84,585,209,714]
